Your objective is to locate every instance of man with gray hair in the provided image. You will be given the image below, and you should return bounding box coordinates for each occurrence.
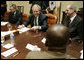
[18,4,48,32]
[8,4,22,25]
[62,5,83,43]
[29,1,46,14]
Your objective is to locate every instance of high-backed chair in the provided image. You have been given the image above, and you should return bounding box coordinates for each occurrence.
[22,13,29,23]
[45,14,58,27]
[22,14,31,28]
[4,11,9,21]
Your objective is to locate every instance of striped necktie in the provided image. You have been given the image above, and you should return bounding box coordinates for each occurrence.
[68,19,71,27]
[34,17,38,26]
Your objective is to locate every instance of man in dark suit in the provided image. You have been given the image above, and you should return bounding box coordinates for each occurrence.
[18,4,48,32]
[62,5,83,43]
[8,4,22,25]
[1,1,7,17]
[25,24,76,59]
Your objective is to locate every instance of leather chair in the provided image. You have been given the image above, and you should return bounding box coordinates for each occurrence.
[45,14,58,27]
[22,13,31,28]
[4,11,9,21]
[22,13,29,23]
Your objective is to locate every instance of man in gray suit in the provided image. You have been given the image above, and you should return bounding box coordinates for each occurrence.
[62,5,83,43]
[25,24,76,59]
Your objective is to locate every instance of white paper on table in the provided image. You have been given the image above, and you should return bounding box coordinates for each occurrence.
[1,47,18,57]
[80,50,83,59]
[1,22,9,26]
[41,38,46,44]
[17,27,30,34]
[26,44,41,51]
[2,43,14,49]
[1,30,16,37]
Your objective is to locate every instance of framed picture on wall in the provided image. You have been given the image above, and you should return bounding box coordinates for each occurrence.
[17,6,24,13]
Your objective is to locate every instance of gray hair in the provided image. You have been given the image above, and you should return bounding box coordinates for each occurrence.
[32,4,41,11]
[10,4,16,9]
[69,4,77,12]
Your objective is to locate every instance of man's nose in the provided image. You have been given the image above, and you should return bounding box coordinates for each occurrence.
[35,12,37,14]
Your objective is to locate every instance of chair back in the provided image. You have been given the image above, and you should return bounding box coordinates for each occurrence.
[22,13,29,23]
[4,11,9,21]
[45,14,58,27]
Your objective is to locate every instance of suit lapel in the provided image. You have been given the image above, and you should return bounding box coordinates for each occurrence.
[69,16,78,28]
[31,15,34,26]
[38,13,41,25]
[33,16,35,25]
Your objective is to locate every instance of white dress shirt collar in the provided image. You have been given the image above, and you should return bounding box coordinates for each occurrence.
[70,14,77,23]
[14,11,16,15]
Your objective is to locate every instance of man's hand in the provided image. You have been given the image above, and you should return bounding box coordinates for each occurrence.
[30,26,40,31]
[18,25,25,29]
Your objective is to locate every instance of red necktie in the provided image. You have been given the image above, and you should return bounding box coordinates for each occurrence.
[68,19,71,27]
[69,19,71,25]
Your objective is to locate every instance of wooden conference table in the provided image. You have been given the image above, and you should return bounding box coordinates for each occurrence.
[1,24,83,59]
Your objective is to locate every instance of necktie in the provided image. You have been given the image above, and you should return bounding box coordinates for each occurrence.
[68,19,71,27]
[35,17,37,26]
[69,19,71,25]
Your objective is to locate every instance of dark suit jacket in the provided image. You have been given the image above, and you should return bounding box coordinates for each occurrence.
[24,12,48,32]
[1,15,5,21]
[8,10,22,25]
[62,15,83,41]
[1,1,7,17]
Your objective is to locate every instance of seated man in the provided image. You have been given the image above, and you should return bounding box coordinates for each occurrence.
[18,4,48,32]
[8,4,22,25]
[62,4,83,43]
[25,24,76,59]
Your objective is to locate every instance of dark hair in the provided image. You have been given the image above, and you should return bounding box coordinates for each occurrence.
[10,4,16,9]
[46,24,69,47]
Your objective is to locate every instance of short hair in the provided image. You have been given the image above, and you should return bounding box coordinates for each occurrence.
[32,4,41,11]
[46,24,70,47]
[10,4,16,9]
[68,4,77,12]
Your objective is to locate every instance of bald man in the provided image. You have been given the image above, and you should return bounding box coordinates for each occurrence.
[25,24,76,59]
[62,5,83,43]
[18,4,48,32]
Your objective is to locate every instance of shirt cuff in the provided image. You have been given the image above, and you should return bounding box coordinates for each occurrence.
[39,26,41,30]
